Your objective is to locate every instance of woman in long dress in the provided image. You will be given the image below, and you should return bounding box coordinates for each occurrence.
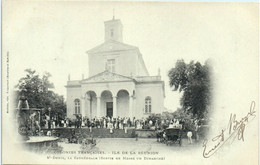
[104,119,107,129]
[109,122,113,134]
[187,131,193,144]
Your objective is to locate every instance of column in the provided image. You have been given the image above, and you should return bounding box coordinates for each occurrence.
[86,97,90,119]
[81,96,85,117]
[89,97,93,119]
[97,97,101,118]
[129,96,133,118]
[113,96,117,118]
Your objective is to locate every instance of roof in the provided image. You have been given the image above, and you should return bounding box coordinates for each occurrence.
[104,19,122,24]
[67,71,164,85]
[66,70,165,97]
[87,40,138,54]
[81,70,135,83]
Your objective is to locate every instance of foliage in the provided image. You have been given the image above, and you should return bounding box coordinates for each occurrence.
[161,111,174,120]
[172,108,193,120]
[147,113,162,123]
[15,69,66,118]
[168,59,212,119]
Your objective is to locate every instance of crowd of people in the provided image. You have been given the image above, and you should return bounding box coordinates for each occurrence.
[40,114,197,131]
[19,111,203,144]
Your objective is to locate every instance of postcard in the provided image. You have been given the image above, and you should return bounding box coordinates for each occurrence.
[2,1,259,165]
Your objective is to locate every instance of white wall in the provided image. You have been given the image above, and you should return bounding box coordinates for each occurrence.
[66,86,82,118]
[88,49,150,77]
[67,81,164,119]
[117,90,129,117]
[134,82,164,119]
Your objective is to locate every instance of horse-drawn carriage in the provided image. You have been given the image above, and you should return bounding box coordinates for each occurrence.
[157,128,183,146]
[165,128,182,146]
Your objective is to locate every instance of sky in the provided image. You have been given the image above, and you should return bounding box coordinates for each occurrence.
[3,1,258,111]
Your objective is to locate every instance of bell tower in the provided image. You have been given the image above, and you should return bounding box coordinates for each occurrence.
[104,14,123,42]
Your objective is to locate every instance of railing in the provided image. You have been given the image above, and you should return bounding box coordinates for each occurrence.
[67,80,81,86]
[135,76,161,82]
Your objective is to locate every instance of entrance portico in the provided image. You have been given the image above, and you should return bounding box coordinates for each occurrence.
[79,72,135,119]
[66,70,164,119]
[83,88,133,119]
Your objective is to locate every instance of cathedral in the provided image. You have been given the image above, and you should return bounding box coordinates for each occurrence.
[66,17,165,119]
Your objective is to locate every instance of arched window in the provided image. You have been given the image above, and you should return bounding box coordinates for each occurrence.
[74,99,80,114]
[145,96,152,113]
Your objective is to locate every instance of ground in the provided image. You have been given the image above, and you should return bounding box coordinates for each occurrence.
[59,138,202,154]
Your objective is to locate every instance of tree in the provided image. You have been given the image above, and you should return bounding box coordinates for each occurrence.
[172,107,193,120]
[168,59,212,119]
[15,69,66,118]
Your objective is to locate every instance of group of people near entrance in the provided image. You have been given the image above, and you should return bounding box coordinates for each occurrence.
[42,115,189,131]
[40,114,201,143]
[81,116,135,130]
[26,112,201,145]
[70,116,187,132]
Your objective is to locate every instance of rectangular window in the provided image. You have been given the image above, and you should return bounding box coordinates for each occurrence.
[107,59,115,73]
[145,97,152,113]
[75,100,80,114]
[110,29,114,37]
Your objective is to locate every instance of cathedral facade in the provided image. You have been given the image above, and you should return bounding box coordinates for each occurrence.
[66,18,165,119]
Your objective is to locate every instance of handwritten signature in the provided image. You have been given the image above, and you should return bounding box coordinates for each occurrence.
[202,101,256,158]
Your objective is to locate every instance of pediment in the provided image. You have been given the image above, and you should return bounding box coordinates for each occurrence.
[81,71,134,83]
[87,40,137,54]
